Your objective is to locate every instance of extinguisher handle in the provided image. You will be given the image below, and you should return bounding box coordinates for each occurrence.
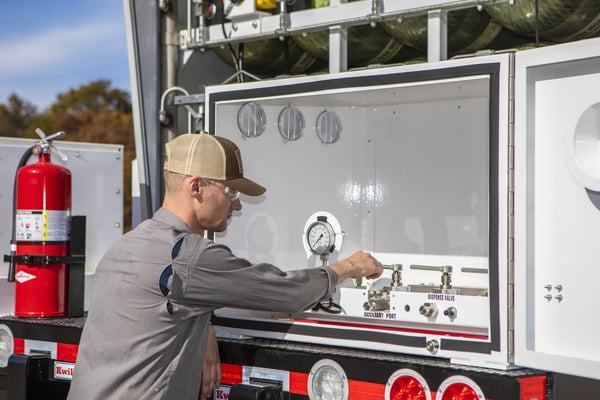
[35,128,65,144]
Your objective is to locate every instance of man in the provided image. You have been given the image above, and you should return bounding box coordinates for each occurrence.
[68,132,383,400]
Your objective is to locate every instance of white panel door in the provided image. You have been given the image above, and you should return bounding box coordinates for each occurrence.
[514,37,600,380]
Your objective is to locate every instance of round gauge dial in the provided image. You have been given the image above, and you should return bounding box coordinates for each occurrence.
[306,219,336,255]
[315,110,342,144]
[237,102,266,138]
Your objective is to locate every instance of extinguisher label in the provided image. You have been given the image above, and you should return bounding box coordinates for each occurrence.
[16,210,70,241]
[15,270,36,283]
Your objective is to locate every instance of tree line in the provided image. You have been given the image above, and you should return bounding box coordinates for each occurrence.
[0,80,135,231]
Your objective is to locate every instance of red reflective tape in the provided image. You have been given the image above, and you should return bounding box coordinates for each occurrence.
[289,319,488,340]
[221,363,243,385]
[348,379,386,399]
[13,338,25,354]
[519,375,547,400]
[221,364,385,398]
[13,339,78,362]
[57,343,79,363]
[290,371,309,395]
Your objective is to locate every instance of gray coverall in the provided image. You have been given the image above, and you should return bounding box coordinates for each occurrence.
[67,208,337,400]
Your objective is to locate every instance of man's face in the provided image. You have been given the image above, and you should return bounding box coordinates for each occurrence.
[194,180,242,232]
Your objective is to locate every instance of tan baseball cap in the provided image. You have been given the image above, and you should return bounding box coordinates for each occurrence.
[164,132,266,196]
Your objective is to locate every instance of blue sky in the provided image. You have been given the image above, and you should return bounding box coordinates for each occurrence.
[0,0,130,111]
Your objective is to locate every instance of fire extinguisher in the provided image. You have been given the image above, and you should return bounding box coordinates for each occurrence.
[7,129,71,317]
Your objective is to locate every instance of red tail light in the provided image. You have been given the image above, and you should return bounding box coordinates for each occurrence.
[386,369,431,400]
[437,376,485,400]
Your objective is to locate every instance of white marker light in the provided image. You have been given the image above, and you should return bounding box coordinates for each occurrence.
[308,359,349,400]
[0,324,14,368]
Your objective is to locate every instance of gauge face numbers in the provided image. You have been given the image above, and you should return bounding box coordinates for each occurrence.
[315,110,342,144]
[306,220,336,255]
[278,105,305,141]
[237,102,266,138]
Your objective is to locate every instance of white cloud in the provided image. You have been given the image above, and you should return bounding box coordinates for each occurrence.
[0,19,126,76]
[0,9,130,110]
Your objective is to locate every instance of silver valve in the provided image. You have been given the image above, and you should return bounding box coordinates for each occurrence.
[419,302,438,318]
[410,264,453,289]
[379,264,403,288]
[443,307,457,318]
[440,269,452,290]
[391,265,402,288]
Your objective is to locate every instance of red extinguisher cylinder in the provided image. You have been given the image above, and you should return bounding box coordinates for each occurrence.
[14,152,72,317]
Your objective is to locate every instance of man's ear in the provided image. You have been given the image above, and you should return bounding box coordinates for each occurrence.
[183,176,200,195]
[188,176,210,195]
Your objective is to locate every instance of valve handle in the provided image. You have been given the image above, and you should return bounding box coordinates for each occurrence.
[34,128,68,161]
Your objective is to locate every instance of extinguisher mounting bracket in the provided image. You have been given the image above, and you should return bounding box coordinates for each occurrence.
[3,254,85,266]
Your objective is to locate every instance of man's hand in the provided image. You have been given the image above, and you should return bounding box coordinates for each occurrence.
[199,324,221,400]
[330,251,383,284]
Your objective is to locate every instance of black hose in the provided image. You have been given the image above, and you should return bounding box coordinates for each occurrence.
[534,0,539,46]
[221,0,241,75]
[7,146,36,282]
[221,20,240,70]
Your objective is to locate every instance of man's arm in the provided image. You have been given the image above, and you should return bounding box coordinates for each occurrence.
[199,324,221,400]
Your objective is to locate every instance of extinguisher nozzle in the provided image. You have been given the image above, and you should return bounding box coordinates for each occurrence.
[7,242,16,283]
[7,263,15,283]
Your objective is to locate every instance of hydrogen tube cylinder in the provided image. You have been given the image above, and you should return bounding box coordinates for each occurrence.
[14,152,72,317]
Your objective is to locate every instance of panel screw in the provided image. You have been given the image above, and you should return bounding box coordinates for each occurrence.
[555,294,563,302]
[426,339,440,353]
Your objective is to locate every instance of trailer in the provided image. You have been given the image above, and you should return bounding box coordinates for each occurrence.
[3,0,600,399]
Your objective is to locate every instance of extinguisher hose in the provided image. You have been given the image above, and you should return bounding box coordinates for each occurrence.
[7,145,36,282]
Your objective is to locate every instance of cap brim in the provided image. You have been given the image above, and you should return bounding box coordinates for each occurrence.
[224,178,266,196]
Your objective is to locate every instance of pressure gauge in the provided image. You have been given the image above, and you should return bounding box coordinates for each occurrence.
[306,216,336,255]
[237,102,266,138]
[315,110,342,144]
